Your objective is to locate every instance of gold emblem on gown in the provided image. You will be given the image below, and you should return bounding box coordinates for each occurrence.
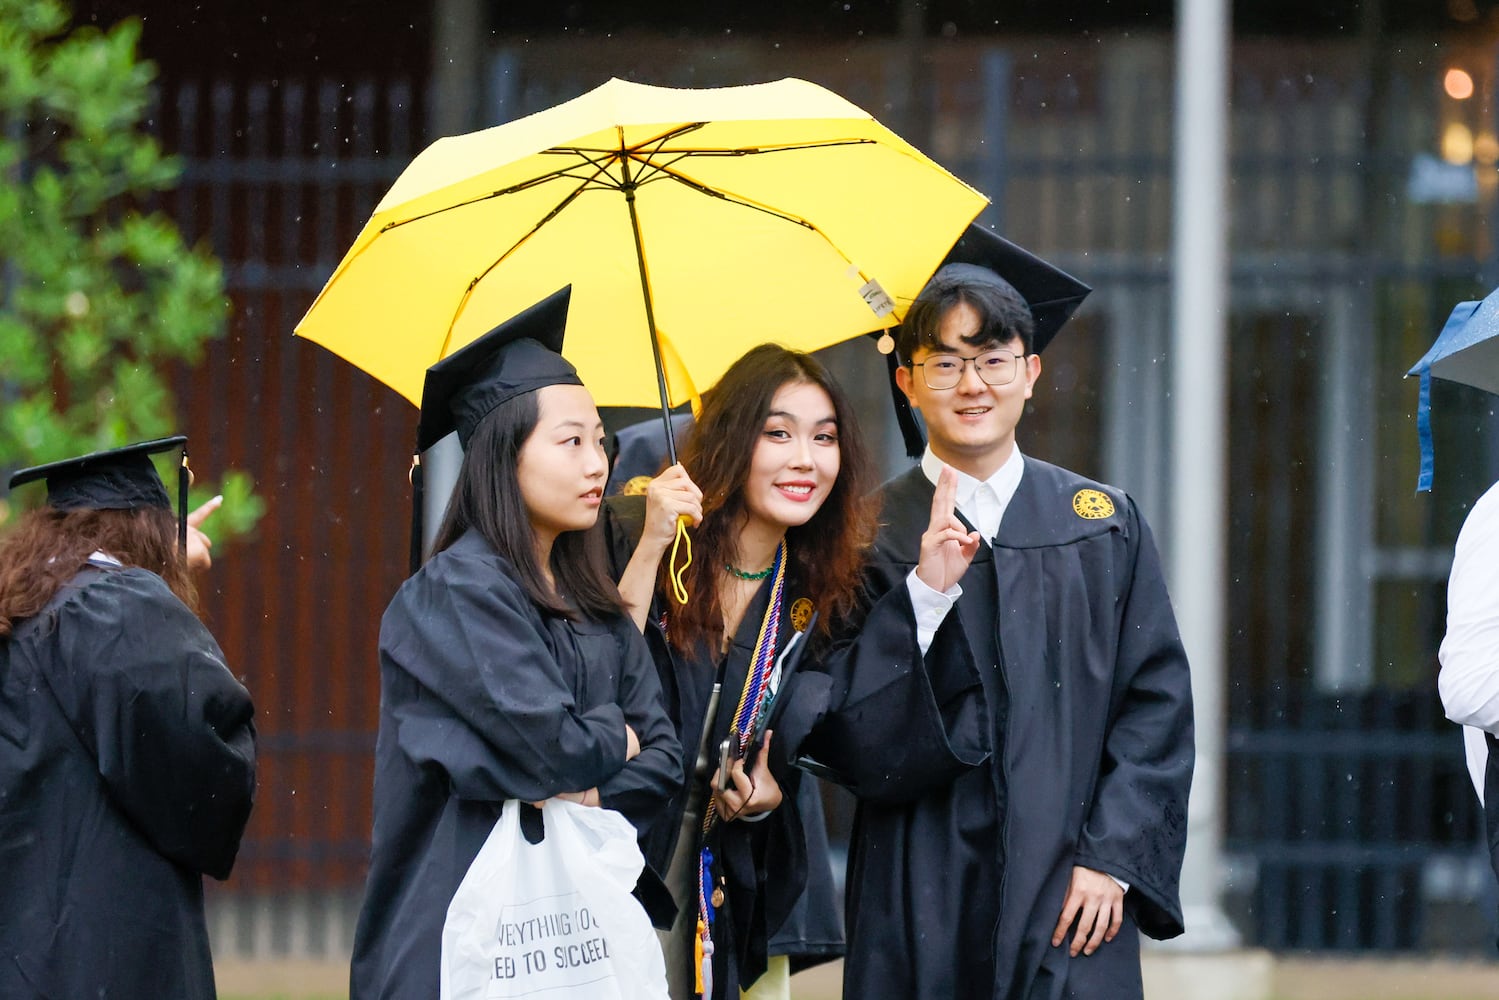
[789,597,815,632]
[1072,488,1115,520]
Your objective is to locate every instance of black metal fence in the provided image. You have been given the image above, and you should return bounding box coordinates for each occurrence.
[159,77,424,943]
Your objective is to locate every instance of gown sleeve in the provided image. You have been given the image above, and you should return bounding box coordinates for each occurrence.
[596,616,683,823]
[1071,500,1195,939]
[797,570,990,805]
[599,494,646,579]
[381,553,630,804]
[42,569,257,881]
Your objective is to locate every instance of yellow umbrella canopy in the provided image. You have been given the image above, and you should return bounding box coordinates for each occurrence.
[294,76,988,421]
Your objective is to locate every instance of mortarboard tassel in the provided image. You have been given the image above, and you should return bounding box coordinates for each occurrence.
[409,454,424,574]
[694,917,713,998]
[178,446,190,552]
[884,348,926,459]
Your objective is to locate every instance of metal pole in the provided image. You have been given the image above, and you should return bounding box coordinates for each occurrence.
[1169,0,1239,949]
[620,154,679,464]
[981,49,1012,234]
[420,0,484,556]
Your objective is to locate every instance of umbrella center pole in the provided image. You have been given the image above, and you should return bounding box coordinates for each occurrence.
[620,169,679,465]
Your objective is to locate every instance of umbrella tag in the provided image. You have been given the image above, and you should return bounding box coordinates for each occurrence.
[859,278,895,317]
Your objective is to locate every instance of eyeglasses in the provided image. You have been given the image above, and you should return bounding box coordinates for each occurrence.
[909,350,1028,389]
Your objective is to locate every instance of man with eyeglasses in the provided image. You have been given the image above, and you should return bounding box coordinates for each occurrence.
[811,226,1194,1000]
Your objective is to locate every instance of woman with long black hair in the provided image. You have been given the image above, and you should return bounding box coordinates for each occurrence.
[351,289,682,999]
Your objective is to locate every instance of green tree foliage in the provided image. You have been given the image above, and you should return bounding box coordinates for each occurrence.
[0,0,261,536]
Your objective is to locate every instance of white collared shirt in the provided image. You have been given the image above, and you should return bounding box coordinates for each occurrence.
[920,444,1026,542]
[1438,480,1499,802]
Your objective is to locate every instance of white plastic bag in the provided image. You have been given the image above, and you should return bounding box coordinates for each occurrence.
[440,799,669,1000]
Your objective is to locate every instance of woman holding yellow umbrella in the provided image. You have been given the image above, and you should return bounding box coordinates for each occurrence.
[601,344,877,1000]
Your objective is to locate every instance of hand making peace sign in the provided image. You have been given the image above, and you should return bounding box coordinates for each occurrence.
[915,465,981,593]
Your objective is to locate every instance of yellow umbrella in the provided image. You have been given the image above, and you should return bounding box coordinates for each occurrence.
[294,76,987,455]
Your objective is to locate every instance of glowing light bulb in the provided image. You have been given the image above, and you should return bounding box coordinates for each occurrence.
[1445,68,1475,101]
[1474,132,1499,166]
[1442,122,1475,164]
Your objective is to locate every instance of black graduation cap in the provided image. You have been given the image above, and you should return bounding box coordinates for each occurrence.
[7,435,192,549]
[416,285,580,452]
[408,285,579,569]
[881,224,1092,457]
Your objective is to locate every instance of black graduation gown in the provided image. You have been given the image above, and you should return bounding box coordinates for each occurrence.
[599,496,844,996]
[764,777,844,973]
[350,530,683,1000]
[0,561,258,1000]
[811,459,1195,1000]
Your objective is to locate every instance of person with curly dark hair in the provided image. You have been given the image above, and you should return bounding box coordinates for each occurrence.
[603,342,980,1000]
[0,436,256,999]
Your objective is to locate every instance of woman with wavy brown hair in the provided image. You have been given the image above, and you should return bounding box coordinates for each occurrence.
[0,437,256,1000]
[600,343,879,1000]
[0,505,200,635]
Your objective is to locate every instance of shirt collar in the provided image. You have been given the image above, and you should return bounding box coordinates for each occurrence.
[919,445,1026,534]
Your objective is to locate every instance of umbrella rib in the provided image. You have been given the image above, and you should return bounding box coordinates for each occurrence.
[379,152,623,232]
[553,132,866,160]
[547,122,721,189]
[549,121,706,160]
[624,150,822,233]
[649,138,878,156]
[617,151,875,285]
[626,138,880,191]
[540,144,631,182]
[628,151,700,188]
[549,147,629,191]
[618,124,709,186]
[557,136,877,186]
[435,176,597,357]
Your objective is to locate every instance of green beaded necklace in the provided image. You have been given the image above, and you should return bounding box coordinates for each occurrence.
[723,561,774,581]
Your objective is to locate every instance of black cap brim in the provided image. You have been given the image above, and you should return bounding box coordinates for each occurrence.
[8,435,191,551]
[932,224,1091,354]
[8,436,188,510]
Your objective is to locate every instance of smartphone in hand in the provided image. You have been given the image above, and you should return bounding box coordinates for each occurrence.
[716,735,742,793]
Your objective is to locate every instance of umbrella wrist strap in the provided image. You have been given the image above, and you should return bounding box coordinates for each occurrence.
[670,516,692,604]
[1415,370,1435,493]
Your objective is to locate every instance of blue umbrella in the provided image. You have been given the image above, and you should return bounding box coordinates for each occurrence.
[1407,287,1499,492]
